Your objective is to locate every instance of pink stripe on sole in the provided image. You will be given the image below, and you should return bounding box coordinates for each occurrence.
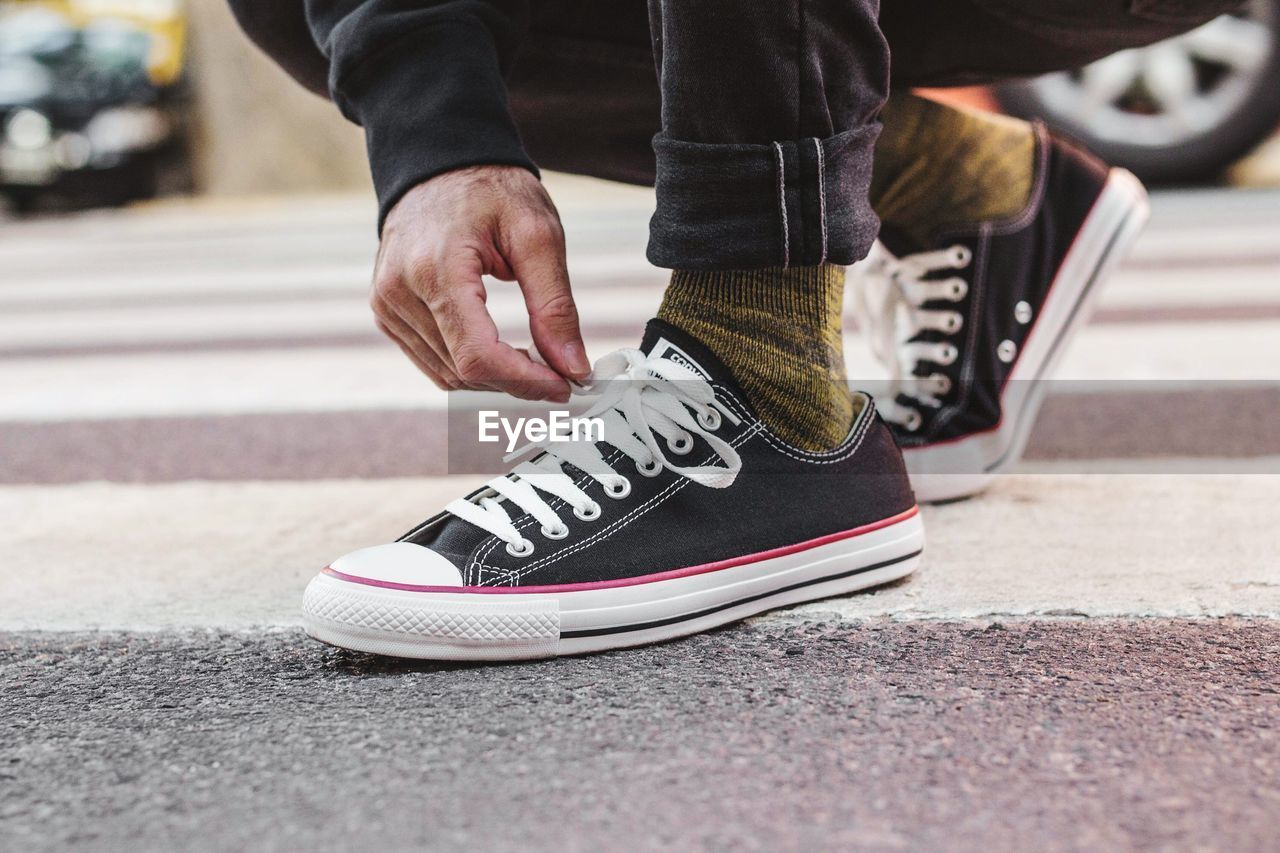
[321,506,920,595]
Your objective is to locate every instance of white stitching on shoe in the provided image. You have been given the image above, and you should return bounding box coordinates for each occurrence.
[473,383,869,582]
[750,398,875,465]
[471,390,749,584]
[466,446,629,583]
[466,447,627,582]
[474,402,879,586]
[477,423,763,586]
[711,383,877,464]
[465,379,880,585]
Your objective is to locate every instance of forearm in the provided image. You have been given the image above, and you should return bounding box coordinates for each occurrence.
[227,0,330,96]
[304,0,538,230]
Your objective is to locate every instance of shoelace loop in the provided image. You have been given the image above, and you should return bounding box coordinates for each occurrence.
[446,349,743,555]
[853,242,972,432]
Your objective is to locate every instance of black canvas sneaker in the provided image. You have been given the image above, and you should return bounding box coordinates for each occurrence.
[853,126,1150,503]
[302,320,923,661]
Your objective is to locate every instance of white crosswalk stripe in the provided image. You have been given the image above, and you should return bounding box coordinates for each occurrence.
[7,323,1280,421]
[2,181,1278,361]
[2,178,1280,420]
[2,177,1279,631]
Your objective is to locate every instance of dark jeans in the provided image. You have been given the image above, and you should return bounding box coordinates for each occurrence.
[230,0,1243,270]
[508,0,1241,269]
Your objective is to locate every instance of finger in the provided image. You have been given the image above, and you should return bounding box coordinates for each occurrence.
[431,262,571,403]
[379,294,512,394]
[505,217,591,381]
[381,291,458,377]
[378,268,508,393]
[374,308,460,389]
[379,323,455,391]
[376,317,456,390]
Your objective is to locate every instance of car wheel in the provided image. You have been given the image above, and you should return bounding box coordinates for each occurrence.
[995,0,1280,183]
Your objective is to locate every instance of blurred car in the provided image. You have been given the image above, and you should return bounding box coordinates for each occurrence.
[0,0,190,212]
[996,0,1280,183]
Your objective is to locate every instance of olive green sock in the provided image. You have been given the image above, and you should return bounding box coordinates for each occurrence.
[871,93,1037,248]
[657,264,859,452]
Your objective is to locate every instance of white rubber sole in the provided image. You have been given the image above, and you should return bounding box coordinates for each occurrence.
[302,510,924,661]
[906,168,1151,504]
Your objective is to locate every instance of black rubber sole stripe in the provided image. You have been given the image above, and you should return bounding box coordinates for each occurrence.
[559,548,924,639]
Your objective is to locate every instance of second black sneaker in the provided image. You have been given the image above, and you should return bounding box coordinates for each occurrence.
[302,320,923,660]
[853,125,1150,502]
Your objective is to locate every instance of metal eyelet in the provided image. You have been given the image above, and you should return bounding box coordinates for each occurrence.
[998,339,1018,363]
[948,279,969,300]
[949,245,972,268]
[540,524,569,540]
[604,477,632,499]
[668,433,694,455]
[937,344,959,365]
[505,538,535,557]
[1015,301,1033,324]
[574,502,602,521]
[932,373,952,395]
[636,458,662,478]
[943,313,964,334]
[903,410,923,432]
[697,408,722,431]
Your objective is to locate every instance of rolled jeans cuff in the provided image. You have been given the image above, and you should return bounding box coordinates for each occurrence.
[646,124,881,270]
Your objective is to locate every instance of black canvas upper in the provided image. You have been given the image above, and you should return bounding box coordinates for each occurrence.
[399,319,916,588]
[885,126,1111,449]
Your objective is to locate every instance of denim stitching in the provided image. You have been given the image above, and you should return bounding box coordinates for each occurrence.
[814,137,828,266]
[773,141,790,269]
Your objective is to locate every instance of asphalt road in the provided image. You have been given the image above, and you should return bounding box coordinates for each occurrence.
[3,621,1278,852]
[3,182,1280,850]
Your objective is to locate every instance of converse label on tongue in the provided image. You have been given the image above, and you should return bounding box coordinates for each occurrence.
[648,337,710,379]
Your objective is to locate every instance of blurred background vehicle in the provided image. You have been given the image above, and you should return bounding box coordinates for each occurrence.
[996,0,1280,183]
[0,0,191,213]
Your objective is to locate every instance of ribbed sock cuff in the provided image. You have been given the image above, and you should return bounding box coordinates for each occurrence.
[871,93,1036,249]
[658,264,857,451]
[660,265,845,329]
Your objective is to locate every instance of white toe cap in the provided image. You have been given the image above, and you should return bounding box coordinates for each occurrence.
[328,542,464,587]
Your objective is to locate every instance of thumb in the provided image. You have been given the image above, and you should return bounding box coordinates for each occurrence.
[508,219,591,381]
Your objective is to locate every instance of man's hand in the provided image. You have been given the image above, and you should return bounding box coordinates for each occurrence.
[372,166,590,402]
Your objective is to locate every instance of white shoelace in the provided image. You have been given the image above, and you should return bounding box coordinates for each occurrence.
[852,241,972,432]
[446,349,743,556]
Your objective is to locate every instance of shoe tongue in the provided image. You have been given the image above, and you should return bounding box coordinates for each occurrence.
[639,318,738,388]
